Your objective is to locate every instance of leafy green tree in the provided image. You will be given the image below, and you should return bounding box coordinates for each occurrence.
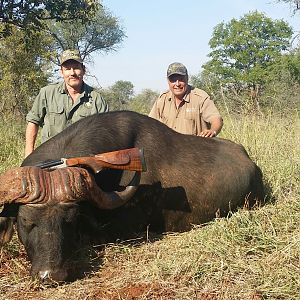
[128,89,159,114]
[0,25,52,117]
[0,34,51,116]
[190,72,220,99]
[0,2,126,118]
[262,49,300,110]
[203,11,293,94]
[101,80,134,111]
[0,0,99,37]
[46,6,125,64]
[286,50,300,81]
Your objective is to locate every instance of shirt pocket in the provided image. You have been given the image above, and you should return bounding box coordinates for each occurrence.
[182,109,198,135]
[48,104,64,125]
[42,105,65,142]
[184,107,198,119]
[78,101,95,118]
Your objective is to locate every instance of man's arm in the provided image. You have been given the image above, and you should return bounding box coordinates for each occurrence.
[97,95,109,113]
[148,100,158,119]
[25,122,39,157]
[25,86,48,156]
[199,93,223,138]
[91,89,109,113]
[149,94,163,120]
[199,116,223,138]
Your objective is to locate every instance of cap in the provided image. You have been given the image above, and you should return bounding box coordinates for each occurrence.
[167,62,188,77]
[60,49,83,65]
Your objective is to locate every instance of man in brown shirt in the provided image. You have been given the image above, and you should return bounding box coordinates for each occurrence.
[149,62,223,137]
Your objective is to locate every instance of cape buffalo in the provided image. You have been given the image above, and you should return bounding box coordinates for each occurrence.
[0,111,264,282]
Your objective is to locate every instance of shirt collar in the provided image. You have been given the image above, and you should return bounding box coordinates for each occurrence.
[59,81,87,97]
[167,85,191,103]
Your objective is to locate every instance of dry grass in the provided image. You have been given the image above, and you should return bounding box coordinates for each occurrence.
[0,111,299,299]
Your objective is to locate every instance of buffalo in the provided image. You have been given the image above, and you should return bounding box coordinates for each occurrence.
[0,111,264,282]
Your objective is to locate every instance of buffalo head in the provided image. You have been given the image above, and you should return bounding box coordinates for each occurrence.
[0,166,140,282]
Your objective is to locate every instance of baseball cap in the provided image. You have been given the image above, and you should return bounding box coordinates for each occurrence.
[167,62,188,77]
[60,49,83,65]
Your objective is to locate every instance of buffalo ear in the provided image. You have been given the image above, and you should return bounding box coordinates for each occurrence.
[0,217,15,246]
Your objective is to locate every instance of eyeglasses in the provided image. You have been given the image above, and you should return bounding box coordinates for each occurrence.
[168,74,187,83]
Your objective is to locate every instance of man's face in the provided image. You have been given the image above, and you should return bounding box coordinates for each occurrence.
[60,60,85,90]
[168,74,188,99]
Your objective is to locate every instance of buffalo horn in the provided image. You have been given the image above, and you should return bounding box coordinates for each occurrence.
[0,166,140,209]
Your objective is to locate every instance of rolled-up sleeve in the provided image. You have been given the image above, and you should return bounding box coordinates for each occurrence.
[201,96,221,123]
[149,98,160,120]
[97,94,109,113]
[93,93,109,113]
[26,88,47,126]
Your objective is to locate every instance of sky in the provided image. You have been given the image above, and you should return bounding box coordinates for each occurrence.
[86,0,300,94]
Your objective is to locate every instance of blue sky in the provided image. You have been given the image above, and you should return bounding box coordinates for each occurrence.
[87,1,300,93]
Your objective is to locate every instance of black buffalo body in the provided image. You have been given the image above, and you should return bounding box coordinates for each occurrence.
[3,111,264,281]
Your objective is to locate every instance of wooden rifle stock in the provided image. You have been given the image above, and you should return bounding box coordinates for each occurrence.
[35,148,147,173]
[61,148,146,173]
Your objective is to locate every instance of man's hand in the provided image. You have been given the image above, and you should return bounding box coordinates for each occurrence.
[199,116,223,138]
[199,129,217,138]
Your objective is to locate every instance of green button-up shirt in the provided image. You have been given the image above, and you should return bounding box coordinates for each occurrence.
[26,81,109,142]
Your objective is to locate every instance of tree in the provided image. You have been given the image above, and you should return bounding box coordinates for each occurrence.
[0,25,52,117]
[46,6,125,64]
[101,81,134,111]
[128,89,159,114]
[285,49,300,81]
[203,11,293,95]
[277,0,300,13]
[262,49,300,110]
[190,72,220,101]
[0,1,126,118]
[0,0,99,37]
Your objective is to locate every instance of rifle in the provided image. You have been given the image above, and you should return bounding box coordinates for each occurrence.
[34,147,147,173]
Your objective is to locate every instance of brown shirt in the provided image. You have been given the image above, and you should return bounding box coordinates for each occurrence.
[149,86,221,135]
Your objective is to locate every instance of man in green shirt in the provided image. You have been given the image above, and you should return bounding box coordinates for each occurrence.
[25,49,109,157]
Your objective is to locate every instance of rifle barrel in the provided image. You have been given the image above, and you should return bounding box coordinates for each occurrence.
[35,159,63,169]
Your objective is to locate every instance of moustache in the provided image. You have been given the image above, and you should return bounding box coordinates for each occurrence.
[68,75,82,79]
